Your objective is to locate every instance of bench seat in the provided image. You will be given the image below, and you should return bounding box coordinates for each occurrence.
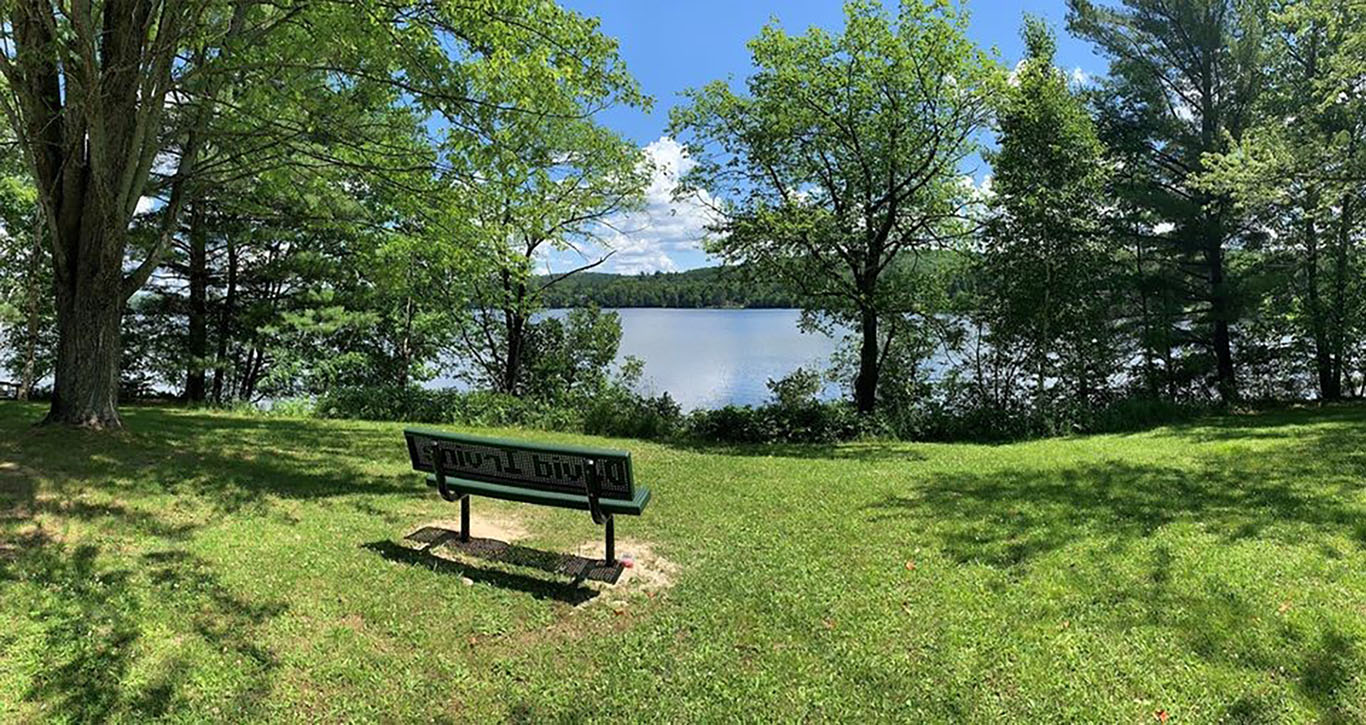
[424,474,652,516]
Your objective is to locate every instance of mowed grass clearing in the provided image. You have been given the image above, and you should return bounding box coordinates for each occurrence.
[2,401,1365,722]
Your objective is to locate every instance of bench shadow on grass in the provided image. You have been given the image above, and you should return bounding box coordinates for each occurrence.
[363,525,619,606]
[403,525,625,585]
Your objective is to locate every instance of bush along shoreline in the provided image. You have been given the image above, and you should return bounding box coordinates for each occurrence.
[305,372,1227,446]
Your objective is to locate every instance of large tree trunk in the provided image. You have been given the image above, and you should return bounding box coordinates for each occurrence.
[1,0,220,428]
[853,305,879,414]
[185,204,209,402]
[44,228,125,428]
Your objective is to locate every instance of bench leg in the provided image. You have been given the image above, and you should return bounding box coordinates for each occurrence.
[604,514,614,565]
[460,495,470,543]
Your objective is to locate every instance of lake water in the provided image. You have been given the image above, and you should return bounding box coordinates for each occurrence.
[434,308,953,410]
[611,308,843,409]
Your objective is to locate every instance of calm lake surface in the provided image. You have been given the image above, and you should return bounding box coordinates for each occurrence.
[435,308,953,410]
[610,308,842,410]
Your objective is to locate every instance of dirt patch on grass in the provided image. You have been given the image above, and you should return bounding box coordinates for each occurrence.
[416,512,531,545]
[571,537,678,594]
[398,515,678,601]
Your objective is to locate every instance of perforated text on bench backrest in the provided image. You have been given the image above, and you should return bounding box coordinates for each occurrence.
[404,429,634,499]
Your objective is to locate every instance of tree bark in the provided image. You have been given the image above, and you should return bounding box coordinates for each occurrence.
[503,310,526,395]
[499,267,530,396]
[1326,195,1353,401]
[211,237,238,404]
[1303,212,1338,401]
[853,305,879,414]
[44,225,125,428]
[397,292,413,388]
[185,203,209,402]
[1205,232,1237,403]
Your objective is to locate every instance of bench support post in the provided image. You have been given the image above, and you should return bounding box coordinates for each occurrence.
[460,495,470,543]
[604,514,614,565]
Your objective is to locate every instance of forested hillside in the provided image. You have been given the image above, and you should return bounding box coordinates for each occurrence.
[537,267,801,308]
[539,253,972,309]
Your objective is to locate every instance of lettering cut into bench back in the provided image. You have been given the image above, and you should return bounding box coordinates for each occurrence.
[403,428,635,500]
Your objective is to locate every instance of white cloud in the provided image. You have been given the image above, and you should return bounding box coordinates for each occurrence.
[135,196,157,215]
[1071,67,1090,86]
[960,173,994,201]
[594,136,721,274]
[1153,221,1175,235]
[1007,59,1026,87]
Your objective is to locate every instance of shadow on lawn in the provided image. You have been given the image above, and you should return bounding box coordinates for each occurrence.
[363,540,602,605]
[0,542,284,721]
[666,438,929,462]
[0,405,350,719]
[863,411,1366,719]
[0,404,419,517]
[1118,544,1364,721]
[864,415,1366,569]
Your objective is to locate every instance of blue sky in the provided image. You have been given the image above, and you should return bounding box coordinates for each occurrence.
[553,0,1108,274]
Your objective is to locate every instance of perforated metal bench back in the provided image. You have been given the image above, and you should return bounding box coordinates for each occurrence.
[403,428,635,500]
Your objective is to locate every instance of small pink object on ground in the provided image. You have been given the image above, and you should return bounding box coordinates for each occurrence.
[621,556,635,568]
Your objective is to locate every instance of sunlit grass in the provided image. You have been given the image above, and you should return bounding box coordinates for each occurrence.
[2,400,1365,721]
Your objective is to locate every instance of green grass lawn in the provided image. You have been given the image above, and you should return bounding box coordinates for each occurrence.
[2,401,1365,722]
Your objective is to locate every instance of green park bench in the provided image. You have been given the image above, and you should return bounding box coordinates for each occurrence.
[403,428,652,565]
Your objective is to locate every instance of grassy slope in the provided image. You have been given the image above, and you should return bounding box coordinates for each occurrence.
[1,402,1365,723]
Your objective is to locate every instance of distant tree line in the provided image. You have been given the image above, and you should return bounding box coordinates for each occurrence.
[537,267,811,309]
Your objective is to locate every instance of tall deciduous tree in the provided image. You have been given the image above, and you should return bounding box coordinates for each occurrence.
[1201,0,1365,400]
[0,0,645,428]
[449,113,649,396]
[1069,0,1269,402]
[671,0,999,413]
[980,17,1119,422]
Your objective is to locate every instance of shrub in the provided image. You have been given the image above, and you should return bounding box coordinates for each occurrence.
[314,385,577,429]
[1088,397,1214,433]
[765,367,822,408]
[583,391,683,440]
[683,399,882,444]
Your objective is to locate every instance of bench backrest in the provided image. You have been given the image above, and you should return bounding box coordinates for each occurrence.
[403,428,635,500]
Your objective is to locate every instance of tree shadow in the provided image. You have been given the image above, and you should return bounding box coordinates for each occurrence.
[1152,403,1366,444]
[865,417,1366,569]
[665,438,929,462]
[2,543,285,721]
[0,404,421,517]
[862,412,1366,720]
[1116,543,1364,722]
